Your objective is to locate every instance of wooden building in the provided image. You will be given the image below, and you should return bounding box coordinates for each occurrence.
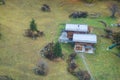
[65,24,90,40]
[73,34,97,53]
[59,23,97,53]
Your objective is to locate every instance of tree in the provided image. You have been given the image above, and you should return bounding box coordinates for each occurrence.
[30,19,38,32]
[0,0,5,5]
[53,42,62,58]
[108,2,119,18]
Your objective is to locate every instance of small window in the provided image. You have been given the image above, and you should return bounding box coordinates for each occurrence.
[76,45,82,50]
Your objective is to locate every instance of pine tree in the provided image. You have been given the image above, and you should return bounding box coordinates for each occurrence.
[53,42,62,58]
[30,19,38,32]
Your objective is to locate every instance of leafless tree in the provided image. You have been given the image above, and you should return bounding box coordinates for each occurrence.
[108,2,119,18]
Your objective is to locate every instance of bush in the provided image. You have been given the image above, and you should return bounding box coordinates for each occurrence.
[0,75,13,80]
[41,4,51,12]
[74,70,91,80]
[34,60,49,76]
[40,42,63,60]
[69,11,88,19]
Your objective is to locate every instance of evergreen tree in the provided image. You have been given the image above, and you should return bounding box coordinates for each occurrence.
[53,42,62,58]
[30,19,38,32]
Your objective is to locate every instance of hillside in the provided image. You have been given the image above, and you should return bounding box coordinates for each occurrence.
[0,0,120,80]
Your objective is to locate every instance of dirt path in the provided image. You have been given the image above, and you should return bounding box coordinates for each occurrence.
[79,53,95,80]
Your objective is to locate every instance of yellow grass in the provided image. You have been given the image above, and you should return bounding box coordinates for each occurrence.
[0,0,120,80]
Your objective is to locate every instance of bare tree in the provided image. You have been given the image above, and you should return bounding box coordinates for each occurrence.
[108,2,119,18]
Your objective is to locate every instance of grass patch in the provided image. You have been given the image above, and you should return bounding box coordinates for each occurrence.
[59,16,120,79]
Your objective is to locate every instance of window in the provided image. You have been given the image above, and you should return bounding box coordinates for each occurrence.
[76,45,82,50]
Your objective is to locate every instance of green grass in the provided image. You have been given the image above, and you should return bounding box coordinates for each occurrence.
[59,15,120,80]
[0,0,120,80]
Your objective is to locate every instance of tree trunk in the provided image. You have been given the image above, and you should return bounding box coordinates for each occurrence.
[111,11,116,18]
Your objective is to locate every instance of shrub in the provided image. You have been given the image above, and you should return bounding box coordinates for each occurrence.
[0,75,13,80]
[34,60,49,76]
[74,70,91,80]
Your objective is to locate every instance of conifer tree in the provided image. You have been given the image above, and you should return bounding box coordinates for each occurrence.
[30,19,38,32]
[53,42,62,58]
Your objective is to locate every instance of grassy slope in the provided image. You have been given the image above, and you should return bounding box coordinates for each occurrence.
[0,0,120,80]
[60,16,120,80]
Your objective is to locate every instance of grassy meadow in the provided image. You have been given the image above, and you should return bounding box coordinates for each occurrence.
[0,0,120,80]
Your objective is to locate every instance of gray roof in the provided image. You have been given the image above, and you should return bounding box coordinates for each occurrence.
[73,34,97,43]
[65,24,88,32]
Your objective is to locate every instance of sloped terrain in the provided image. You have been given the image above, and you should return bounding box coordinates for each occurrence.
[0,0,120,80]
